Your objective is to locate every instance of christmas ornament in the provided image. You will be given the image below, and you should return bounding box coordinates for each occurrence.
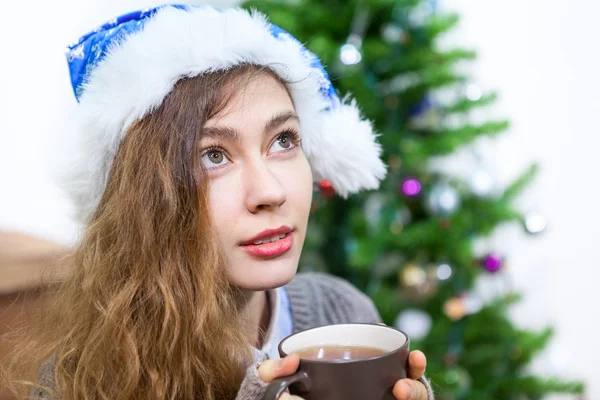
[426,182,460,216]
[524,211,547,234]
[443,294,483,321]
[394,309,432,341]
[399,262,438,300]
[400,263,426,287]
[381,23,406,43]
[481,253,503,272]
[465,83,483,101]
[470,168,495,197]
[435,263,453,281]
[318,179,336,198]
[400,178,422,197]
[408,97,443,131]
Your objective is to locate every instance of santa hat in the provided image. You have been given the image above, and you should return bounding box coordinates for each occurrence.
[63,4,387,221]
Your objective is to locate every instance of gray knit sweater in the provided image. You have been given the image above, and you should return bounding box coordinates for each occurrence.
[33,273,434,399]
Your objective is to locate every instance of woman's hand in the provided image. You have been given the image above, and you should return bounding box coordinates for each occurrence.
[392,350,429,400]
[258,354,304,400]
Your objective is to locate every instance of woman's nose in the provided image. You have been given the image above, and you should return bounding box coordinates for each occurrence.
[244,161,287,213]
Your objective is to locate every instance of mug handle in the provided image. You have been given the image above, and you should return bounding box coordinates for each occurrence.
[262,371,311,400]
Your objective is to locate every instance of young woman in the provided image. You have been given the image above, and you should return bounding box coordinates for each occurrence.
[4,5,434,400]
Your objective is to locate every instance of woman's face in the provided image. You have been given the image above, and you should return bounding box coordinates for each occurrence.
[201,74,313,291]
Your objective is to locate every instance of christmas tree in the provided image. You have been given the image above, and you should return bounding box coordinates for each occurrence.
[243,0,584,398]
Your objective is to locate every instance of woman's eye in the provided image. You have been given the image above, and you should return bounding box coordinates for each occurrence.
[201,149,230,169]
[269,131,300,153]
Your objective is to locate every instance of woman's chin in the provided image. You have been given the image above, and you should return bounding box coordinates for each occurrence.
[227,257,299,291]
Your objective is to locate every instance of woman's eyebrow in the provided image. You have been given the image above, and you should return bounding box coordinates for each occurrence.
[264,111,299,133]
[203,111,299,142]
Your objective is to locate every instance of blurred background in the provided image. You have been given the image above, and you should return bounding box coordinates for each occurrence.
[0,0,597,399]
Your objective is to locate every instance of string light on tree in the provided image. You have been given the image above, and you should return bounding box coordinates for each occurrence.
[524,211,547,234]
[466,83,483,101]
[426,182,460,216]
[436,263,453,281]
[339,38,362,66]
[338,5,370,68]
[470,168,495,197]
[394,309,433,341]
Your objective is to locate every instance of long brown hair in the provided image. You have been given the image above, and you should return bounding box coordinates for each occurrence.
[2,65,286,399]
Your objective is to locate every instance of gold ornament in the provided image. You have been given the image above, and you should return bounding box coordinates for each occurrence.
[400,264,426,287]
[399,263,438,301]
[444,297,466,321]
[444,294,483,320]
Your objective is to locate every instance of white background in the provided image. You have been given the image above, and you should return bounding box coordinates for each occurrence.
[440,1,599,399]
[0,0,597,398]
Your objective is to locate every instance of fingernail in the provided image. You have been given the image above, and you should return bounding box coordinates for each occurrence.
[402,381,412,398]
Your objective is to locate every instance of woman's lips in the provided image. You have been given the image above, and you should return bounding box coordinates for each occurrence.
[240,232,293,258]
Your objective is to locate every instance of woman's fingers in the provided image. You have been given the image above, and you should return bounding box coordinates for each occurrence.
[407,350,427,379]
[258,354,301,383]
[393,379,429,400]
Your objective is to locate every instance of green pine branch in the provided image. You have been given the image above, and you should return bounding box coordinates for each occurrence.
[398,120,510,164]
[446,92,498,113]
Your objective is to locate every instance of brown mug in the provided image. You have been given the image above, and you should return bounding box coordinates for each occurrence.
[262,323,410,400]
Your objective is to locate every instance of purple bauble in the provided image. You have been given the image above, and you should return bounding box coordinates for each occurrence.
[401,178,422,197]
[482,254,503,272]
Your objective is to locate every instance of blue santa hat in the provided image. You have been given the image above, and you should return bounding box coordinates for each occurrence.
[62,4,387,221]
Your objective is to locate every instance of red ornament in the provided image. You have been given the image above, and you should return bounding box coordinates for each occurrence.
[319,179,336,199]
